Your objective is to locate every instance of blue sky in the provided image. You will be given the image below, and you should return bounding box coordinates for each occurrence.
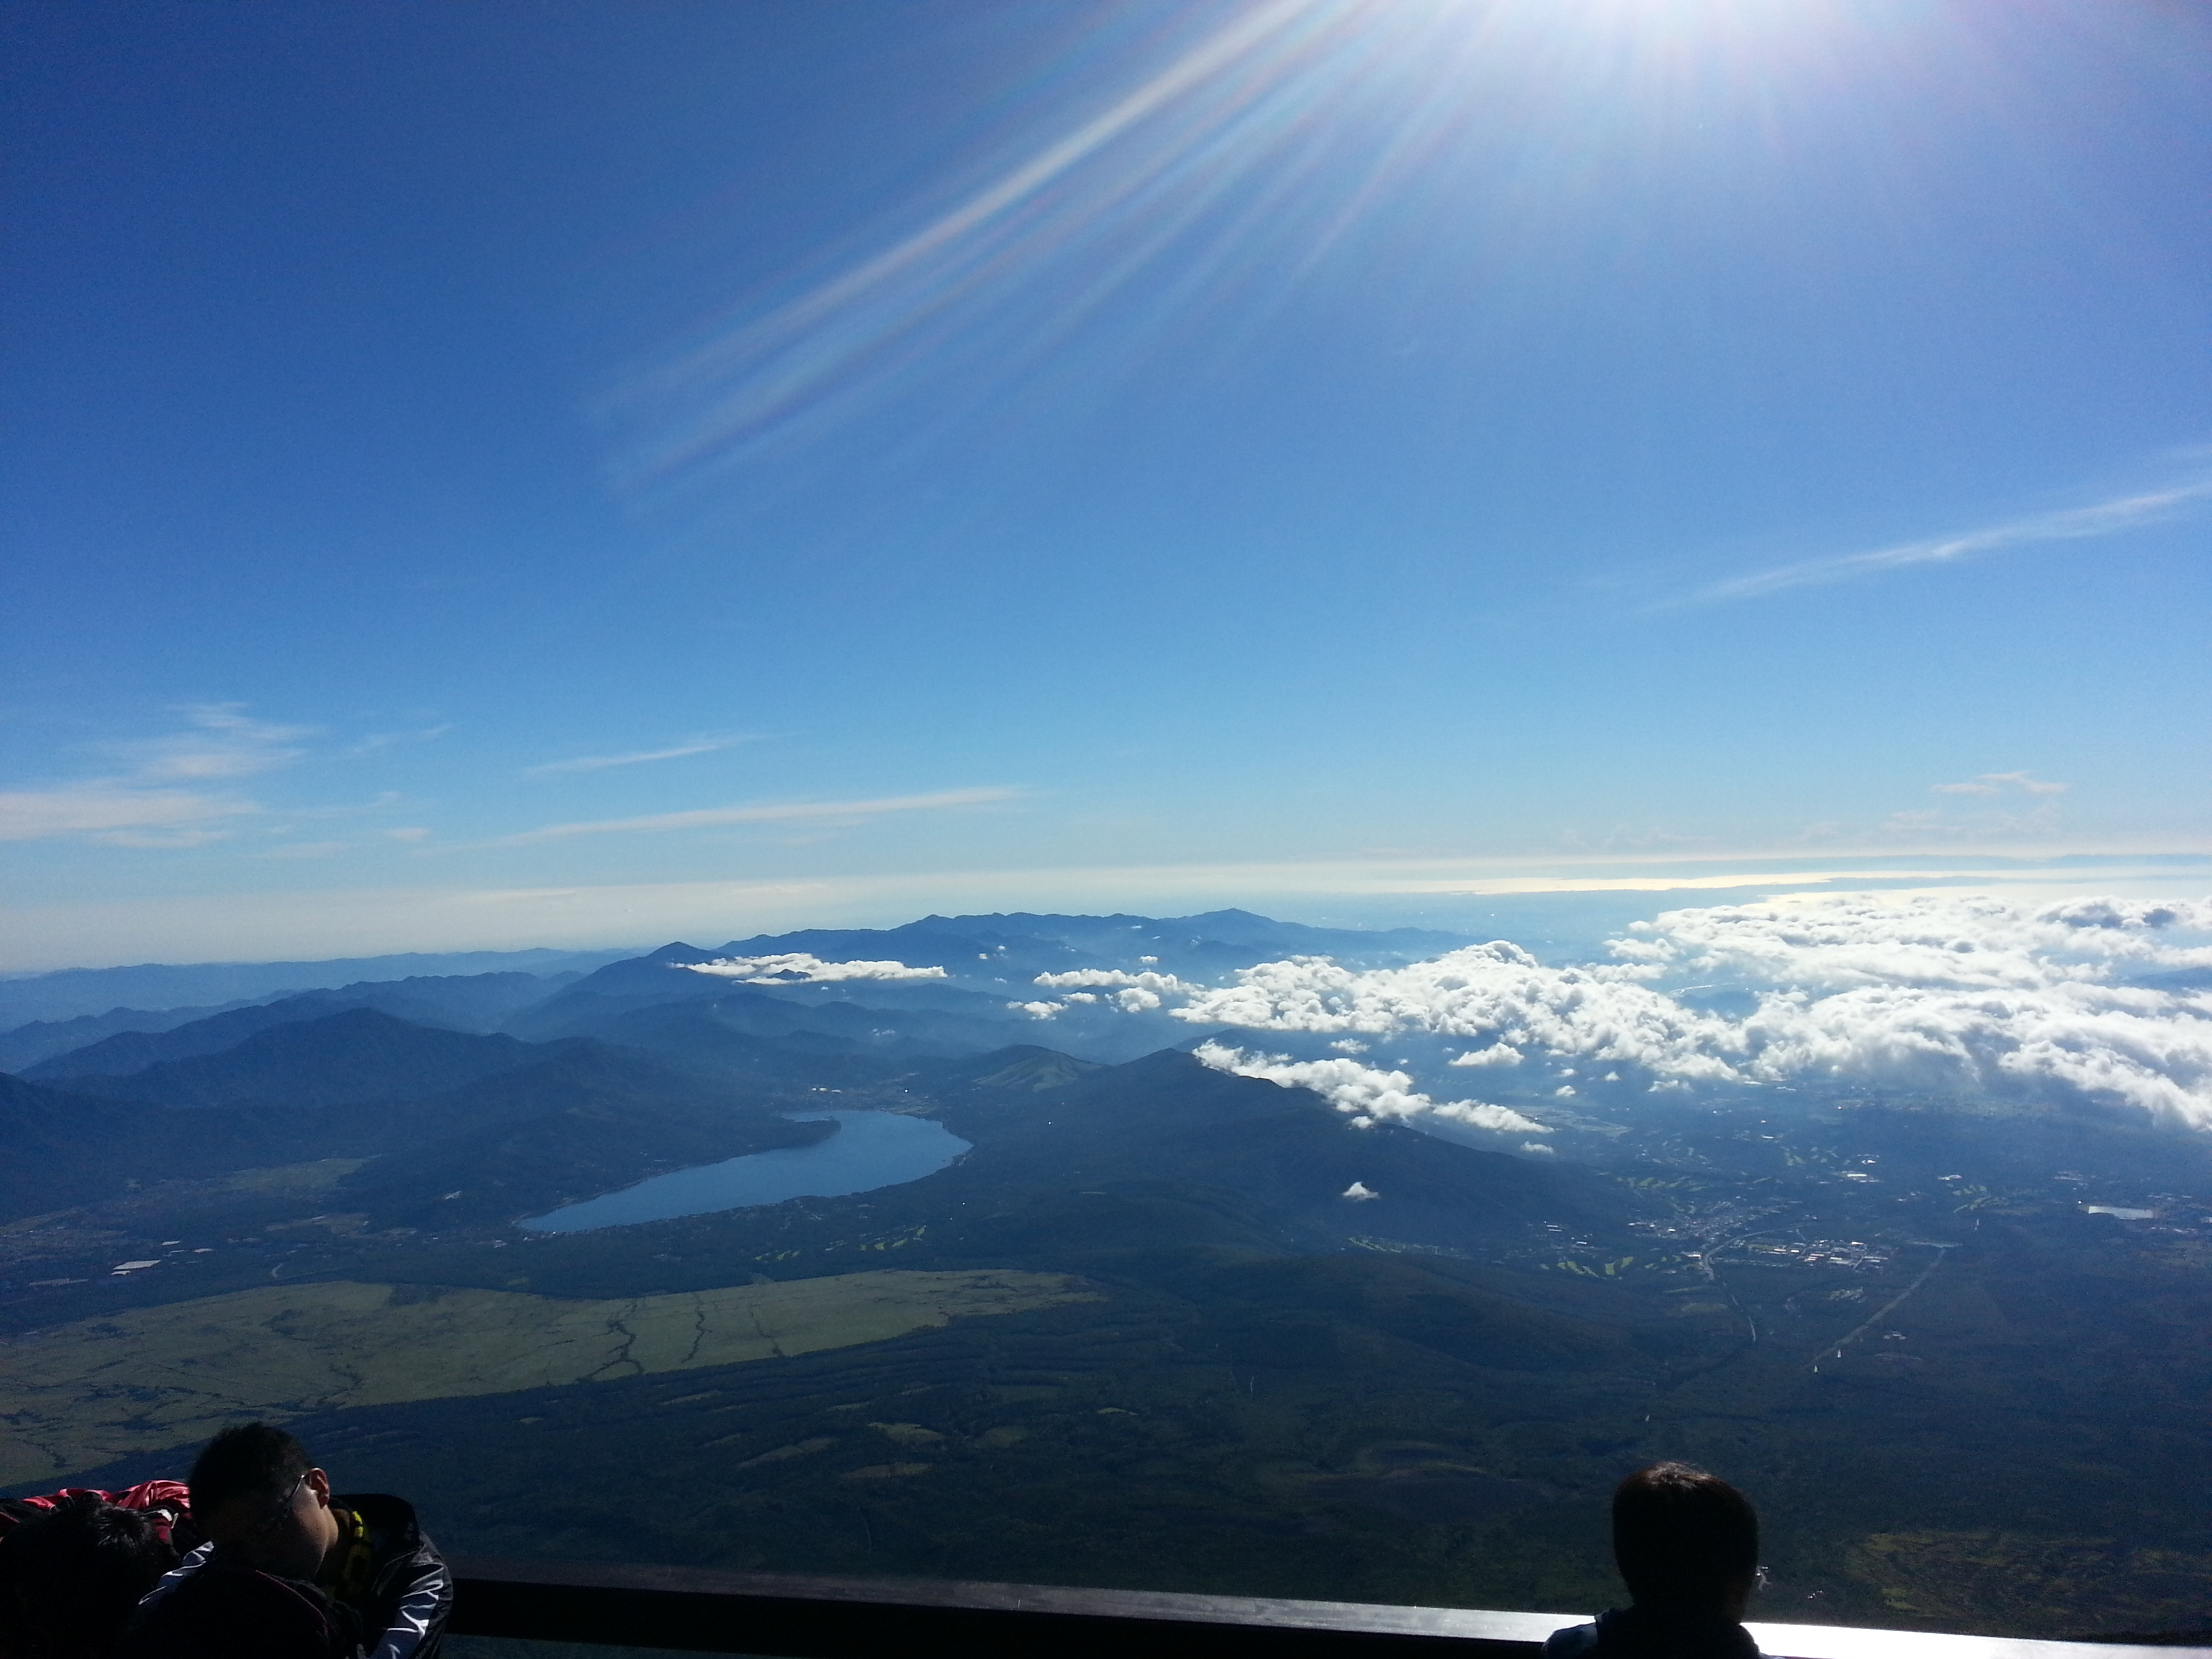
[5,0,2210,968]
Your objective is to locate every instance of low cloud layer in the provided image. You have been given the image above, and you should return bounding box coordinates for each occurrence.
[685,952,948,983]
[1015,895,2212,1130]
[1610,895,2212,990]
[1176,943,1742,1082]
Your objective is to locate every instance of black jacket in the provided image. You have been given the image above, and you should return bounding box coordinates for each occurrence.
[127,1493,451,1659]
[1543,1607,1764,1659]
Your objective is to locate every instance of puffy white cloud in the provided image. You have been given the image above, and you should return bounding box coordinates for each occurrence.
[1031,967,1202,1012]
[1731,976,2212,1123]
[1342,1181,1379,1200]
[1193,1042,1551,1136]
[1161,895,2212,1130]
[977,894,2212,1132]
[1172,945,1743,1081]
[1450,1042,1522,1067]
[684,952,948,983]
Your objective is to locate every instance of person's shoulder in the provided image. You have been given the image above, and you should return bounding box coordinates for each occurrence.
[337,1494,438,1554]
[337,1494,420,1531]
[1585,1607,1765,1658]
[1543,1620,1603,1656]
[337,1494,450,1612]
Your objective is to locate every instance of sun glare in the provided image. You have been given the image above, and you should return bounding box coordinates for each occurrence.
[611,0,1884,487]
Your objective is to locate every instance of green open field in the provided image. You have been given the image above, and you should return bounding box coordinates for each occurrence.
[0,1267,1099,1484]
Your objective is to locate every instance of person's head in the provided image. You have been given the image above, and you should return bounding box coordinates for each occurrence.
[0,1494,179,1659]
[187,1425,339,1582]
[1611,1462,1759,1617]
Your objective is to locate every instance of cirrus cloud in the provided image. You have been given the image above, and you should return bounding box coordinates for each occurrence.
[523,737,752,777]
[479,786,1020,847]
[1696,476,2212,604]
[0,705,311,846]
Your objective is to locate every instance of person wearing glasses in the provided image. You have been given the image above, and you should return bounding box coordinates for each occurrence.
[1544,1462,1767,1658]
[122,1423,451,1659]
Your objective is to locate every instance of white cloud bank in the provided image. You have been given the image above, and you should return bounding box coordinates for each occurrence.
[684,953,948,984]
[1160,896,2212,1129]
[1176,947,1742,1082]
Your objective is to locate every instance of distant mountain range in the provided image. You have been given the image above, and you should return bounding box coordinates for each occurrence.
[0,910,1477,1231]
[3,909,1475,1085]
[0,947,634,1028]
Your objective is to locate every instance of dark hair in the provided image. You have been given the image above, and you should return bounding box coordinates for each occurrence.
[0,1494,180,1659]
[186,1424,311,1521]
[1611,1462,1759,1609]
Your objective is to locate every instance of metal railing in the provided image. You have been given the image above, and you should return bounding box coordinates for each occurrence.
[449,1557,2210,1659]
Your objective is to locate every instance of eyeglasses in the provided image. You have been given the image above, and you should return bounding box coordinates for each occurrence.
[246,1473,309,1543]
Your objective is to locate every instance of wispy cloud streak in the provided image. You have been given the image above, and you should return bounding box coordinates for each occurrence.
[1933,772,2067,798]
[480,786,1020,847]
[524,739,748,776]
[1697,478,2212,604]
[0,706,312,846]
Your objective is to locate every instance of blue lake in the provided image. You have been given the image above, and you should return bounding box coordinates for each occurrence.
[518,1111,971,1234]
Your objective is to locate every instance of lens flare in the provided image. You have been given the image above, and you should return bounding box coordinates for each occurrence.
[607,0,1906,487]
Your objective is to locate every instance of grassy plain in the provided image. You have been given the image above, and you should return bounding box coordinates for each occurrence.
[0,1268,1097,1483]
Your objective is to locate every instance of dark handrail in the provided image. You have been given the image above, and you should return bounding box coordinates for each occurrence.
[447,1557,2209,1659]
